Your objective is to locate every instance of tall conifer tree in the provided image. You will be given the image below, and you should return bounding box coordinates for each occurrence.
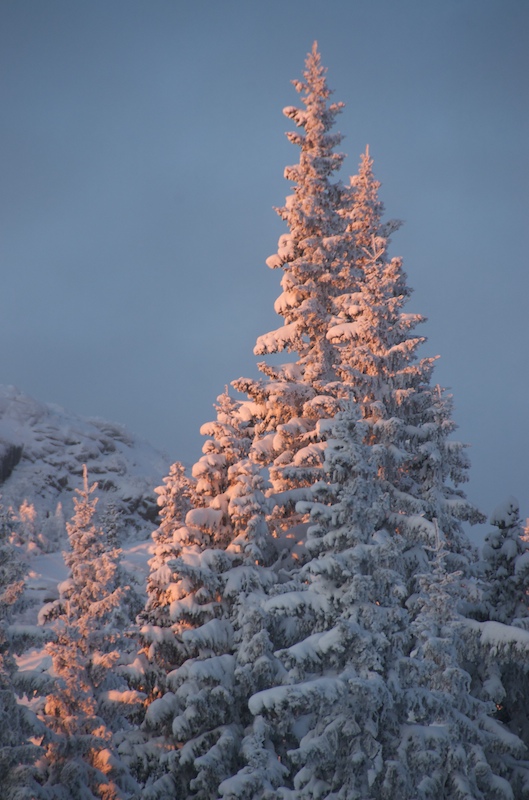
[220,47,524,798]
[140,44,528,799]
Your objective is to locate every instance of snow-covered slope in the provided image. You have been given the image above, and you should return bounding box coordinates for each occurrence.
[0,385,171,549]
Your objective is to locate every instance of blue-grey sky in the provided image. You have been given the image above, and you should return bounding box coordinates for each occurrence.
[1,0,527,533]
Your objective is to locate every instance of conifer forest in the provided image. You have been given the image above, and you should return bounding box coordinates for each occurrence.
[1,44,529,800]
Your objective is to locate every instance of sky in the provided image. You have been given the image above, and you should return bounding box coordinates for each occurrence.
[1,0,527,535]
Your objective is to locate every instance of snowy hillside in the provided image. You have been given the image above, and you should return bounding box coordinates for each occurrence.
[0,384,171,551]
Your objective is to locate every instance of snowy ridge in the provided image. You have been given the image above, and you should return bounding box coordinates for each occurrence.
[0,384,171,545]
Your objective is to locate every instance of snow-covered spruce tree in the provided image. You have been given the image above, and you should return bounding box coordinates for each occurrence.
[219,51,509,798]
[40,466,139,799]
[100,502,126,549]
[140,44,510,799]
[137,391,251,684]
[481,497,529,627]
[0,503,47,799]
[339,150,529,795]
[135,392,283,798]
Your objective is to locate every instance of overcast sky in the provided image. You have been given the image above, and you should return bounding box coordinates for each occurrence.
[1,0,527,534]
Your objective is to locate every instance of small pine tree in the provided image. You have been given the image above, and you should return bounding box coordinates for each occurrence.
[136,394,281,798]
[41,466,138,799]
[138,391,250,679]
[100,502,125,549]
[482,497,529,627]
[41,502,66,553]
[17,500,41,553]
